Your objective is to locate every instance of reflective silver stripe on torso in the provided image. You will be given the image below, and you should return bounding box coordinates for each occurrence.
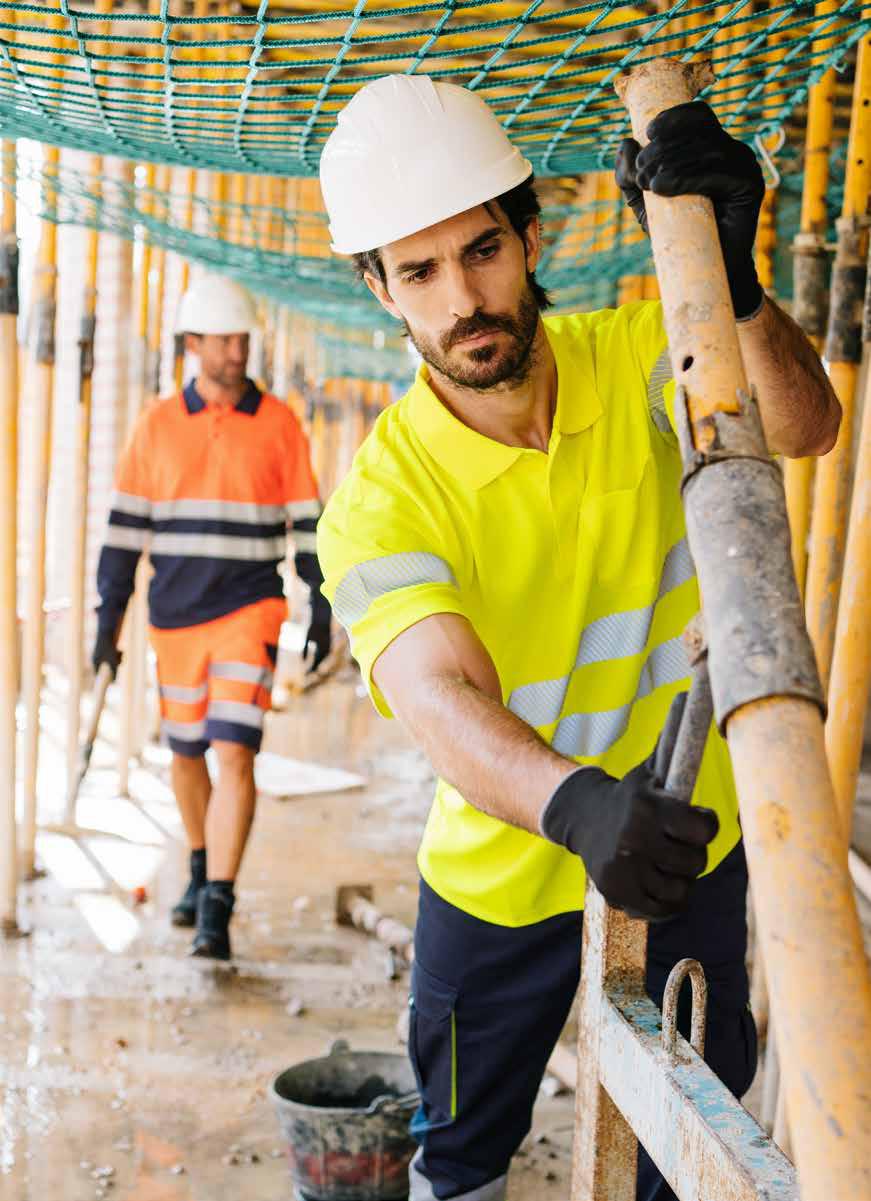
[551,634,689,758]
[110,490,152,518]
[333,552,457,628]
[293,530,318,553]
[150,532,286,559]
[103,526,151,552]
[287,499,323,521]
[507,536,695,729]
[150,498,286,524]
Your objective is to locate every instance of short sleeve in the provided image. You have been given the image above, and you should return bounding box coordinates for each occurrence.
[278,404,320,507]
[317,456,468,718]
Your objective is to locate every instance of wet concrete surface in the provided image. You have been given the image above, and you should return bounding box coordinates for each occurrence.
[1,667,575,1200]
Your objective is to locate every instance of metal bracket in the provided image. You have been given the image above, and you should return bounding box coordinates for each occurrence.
[661,957,708,1064]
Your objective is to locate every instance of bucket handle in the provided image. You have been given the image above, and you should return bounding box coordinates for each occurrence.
[367,1089,420,1116]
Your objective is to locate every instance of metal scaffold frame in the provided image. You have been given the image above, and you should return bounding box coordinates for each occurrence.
[572,54,871,1201]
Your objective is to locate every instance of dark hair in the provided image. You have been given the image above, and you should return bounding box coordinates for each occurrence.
[352,173,552,310]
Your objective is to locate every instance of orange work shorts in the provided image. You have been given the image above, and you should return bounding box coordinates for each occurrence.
[149,597,286,757]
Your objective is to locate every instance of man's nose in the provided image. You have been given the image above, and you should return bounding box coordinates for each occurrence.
[445,264,483,320]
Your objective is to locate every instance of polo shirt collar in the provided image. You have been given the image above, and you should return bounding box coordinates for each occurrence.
[183,378,262,416]
[407,316,601,490]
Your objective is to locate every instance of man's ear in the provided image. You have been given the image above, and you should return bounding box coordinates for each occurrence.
[364,272,403,322]
[523,216,541,274]
[184,333,201,354]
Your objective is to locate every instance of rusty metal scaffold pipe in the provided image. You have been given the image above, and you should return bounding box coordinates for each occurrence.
[825,243,871,838]
[0,141,19,934]
[804,33,871,690]
[615,57,871,1200]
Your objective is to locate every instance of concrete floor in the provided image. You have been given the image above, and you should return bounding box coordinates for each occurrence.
[1,665,575,1201]
[3,659,870,1200]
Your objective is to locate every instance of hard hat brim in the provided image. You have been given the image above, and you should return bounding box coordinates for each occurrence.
[329,159,534,256]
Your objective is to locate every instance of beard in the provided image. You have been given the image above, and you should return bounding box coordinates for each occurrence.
[406,279,540,391]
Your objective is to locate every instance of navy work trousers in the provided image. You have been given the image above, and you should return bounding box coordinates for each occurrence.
[408,841,757,1201]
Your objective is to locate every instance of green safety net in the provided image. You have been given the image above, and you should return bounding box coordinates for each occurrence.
[3,132,843,346]
[0,1,866,177]
[6,145,651,324]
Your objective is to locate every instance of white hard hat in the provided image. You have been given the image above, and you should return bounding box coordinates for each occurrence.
[175,274,258,335]
[320,75,533,255]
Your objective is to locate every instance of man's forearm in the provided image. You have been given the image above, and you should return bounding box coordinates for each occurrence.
[399,673,578,834]
[737,296,841,457]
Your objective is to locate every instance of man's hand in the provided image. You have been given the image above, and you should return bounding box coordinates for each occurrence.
[92,629,121,680]
[540,747,719,921]
[615,101,765,320]
[303,619,331,674]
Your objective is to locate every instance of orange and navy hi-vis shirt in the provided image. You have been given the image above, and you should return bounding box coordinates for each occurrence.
[96,379,327,633]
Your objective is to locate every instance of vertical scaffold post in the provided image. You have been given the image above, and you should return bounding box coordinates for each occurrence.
[786,0,838,599]
[804,33,871,689]
[117,162,156,797]
[0,139,19,933]
[64,159,102,823]
[825,240,871,838]
[615,58,871,1200]
[20,140,60,880]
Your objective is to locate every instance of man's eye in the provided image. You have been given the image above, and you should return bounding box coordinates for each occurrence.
[406,268,431,284]
[475,244,498,259]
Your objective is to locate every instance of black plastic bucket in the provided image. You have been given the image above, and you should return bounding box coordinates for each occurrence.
[269,1039,419,1200]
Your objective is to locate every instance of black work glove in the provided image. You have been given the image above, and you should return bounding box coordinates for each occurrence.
[91,628,121,680]
[539,745,718,922]
[615,101,765,320]
[303,618,332,674]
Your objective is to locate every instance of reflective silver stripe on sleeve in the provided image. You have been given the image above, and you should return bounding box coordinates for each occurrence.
[210,661,273,689]
[162,718,207,742]
[507,537,695,728]
[150,499,286,524]
[159,682,208,704]
[647,347,673,433]
[150,532,286,559]
[551,634,690,758]
[103,526,151,551]
[207,700,265,729]
[293,530,318,553]
[333,552,457,628]
[287,499,323,521]
[111,490,151,518]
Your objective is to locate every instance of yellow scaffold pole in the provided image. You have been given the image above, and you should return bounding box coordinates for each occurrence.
[786,0,838,599]
[616,58,871,1201]
[64,0,109,818]
[0,138,19,933]
[117,161,155,796]
[826,239,871,839]
[804,34,871,689]
[20,108,61,879]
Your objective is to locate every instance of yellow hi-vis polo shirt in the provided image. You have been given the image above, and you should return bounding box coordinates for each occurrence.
[317,300,741,927]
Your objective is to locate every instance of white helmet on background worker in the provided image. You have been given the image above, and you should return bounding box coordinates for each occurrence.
[175,274,257,335]
[319,74,533,255]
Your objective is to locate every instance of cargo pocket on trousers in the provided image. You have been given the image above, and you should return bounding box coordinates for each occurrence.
[408,960,459,1135]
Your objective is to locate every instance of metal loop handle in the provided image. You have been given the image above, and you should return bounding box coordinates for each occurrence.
[661,957,708,1063]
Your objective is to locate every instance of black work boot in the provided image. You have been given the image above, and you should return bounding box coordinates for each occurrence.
[190,880,235,961]
[170,848,207,928]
